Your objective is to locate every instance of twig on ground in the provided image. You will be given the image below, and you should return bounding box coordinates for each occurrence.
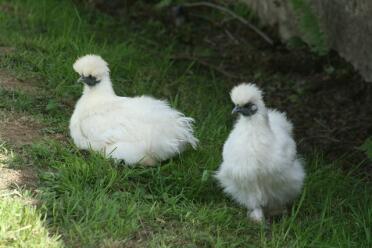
[299,135,341,143]
[171,54,240,79]
[183,1,274,45]
[224,29,240,44]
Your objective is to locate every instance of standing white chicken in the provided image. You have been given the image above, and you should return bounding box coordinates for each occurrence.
[215,83,305,222]
[69,54,198,166]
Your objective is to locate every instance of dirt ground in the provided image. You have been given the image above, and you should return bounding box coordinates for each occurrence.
[0,111,44,146]
[0,69,40,94]
[0,66,42,190]
[0,113,39,189]
[0,167,37,190]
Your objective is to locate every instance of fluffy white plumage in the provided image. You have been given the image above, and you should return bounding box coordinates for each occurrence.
[69,54,198,166]
[215,83,305,222]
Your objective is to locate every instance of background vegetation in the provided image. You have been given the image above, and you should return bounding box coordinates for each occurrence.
[0,0,371,247]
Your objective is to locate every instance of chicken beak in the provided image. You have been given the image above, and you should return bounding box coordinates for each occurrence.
[232,104,258,116]
[77,76,83,83]
[232,106,241,114]
[77,75,100,86]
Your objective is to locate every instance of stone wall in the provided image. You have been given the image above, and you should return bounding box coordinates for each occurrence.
[241,0,372,82]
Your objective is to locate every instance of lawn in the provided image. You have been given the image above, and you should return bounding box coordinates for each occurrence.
[0,0,371,247]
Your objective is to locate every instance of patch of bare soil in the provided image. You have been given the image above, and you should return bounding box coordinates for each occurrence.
[0,51,45,193]
[0,2,15,14]
[0,46,15,55]
[0,67,66,191]
[0,111,44,146]
[0,167,37,190]
[0,69,40,94]
[0,111,42,191]
[0,47,41,94]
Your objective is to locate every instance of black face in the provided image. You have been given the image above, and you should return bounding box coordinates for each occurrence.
[79,75,100,86]
[232,102,258,116]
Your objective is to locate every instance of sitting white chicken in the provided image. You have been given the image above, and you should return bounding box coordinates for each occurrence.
[215,83,305,222]
[69,54,198,166]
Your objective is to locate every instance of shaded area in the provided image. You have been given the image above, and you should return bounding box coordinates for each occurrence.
[107,2,372,166]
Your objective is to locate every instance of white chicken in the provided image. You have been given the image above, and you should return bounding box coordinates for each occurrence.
[215,83,305,222]
[69,54,198,166]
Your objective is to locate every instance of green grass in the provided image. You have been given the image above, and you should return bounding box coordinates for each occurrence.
[0,144,61,248]
[0,0,371,247]
[0,190,62,248]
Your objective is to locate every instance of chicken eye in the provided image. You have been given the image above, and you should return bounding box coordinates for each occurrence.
[251,104,258,111]
[242,102,254,109]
